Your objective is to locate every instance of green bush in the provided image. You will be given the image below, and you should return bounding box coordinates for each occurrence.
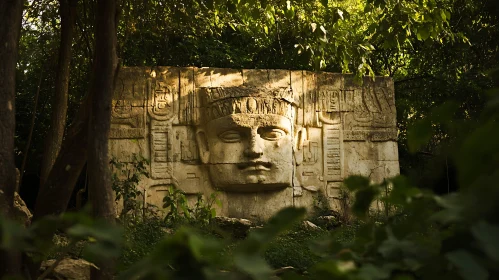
[162,187,220,227]
[118,217,166,271]
[264,225,327,273]
[110,154,150,225]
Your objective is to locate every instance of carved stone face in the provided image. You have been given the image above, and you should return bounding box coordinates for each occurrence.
[197,113,293,192]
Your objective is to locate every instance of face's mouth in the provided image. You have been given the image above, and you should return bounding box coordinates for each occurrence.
[237,161,272,171]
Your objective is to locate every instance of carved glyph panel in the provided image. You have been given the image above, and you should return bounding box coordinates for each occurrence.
[110,68,148,139]
[109,67,399,219]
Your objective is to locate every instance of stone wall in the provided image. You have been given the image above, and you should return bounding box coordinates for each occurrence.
[109,67,399,220]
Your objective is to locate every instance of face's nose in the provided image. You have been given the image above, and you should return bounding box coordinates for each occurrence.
[243,128,264,159]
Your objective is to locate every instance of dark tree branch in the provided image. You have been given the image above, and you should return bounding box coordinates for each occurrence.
[87,0,119,278]
[0,0,24,276]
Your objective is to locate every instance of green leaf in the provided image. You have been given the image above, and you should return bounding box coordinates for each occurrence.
[367,23,377,33]
[444,10,451,21]
[431,194,466,224]
[0,218,30,250]
[234,254,273,280]
[378,230,424,261]
[188,233,204,260]
[215,198,222,208]
[67,220,123,245]
[440,10,447,21]
[454,120,499,188]
[446,250,489,280]
[83,239,122,263]
[237,207,306,255]
[417,26,430,41]
[352,186,379,218]
[407,118,432,153]
[357,263,393,280]
[343,175,370,191]
[471,221,499,262]
[266,207,306,231]
[387,176,421,205]
[311,260,348,278]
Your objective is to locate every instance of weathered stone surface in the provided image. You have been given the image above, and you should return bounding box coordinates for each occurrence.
[13,192,32,226]
[109,67,399,220]
[0,190,32,227]
[40,258,96,280]
[315,215,342,230]
[301,220,321,230]
[213,216,253,238]
[110,67,148,139]
[221,188,294,221]
[273,266,295,276]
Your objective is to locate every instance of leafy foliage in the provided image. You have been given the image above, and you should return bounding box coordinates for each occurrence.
[119,217,165,271]
[264,225,326,273]
[110,154,151,223]
[163,186,221,226]
[0,209,122,266]
[119,207,307,279]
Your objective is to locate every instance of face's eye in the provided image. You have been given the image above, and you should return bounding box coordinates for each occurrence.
[218,130,242,143]
[259,128,286,141]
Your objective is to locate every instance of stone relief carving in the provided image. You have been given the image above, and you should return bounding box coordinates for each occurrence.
[108,67,400,219]
[148,81,176,121]
[196,86,295,192]
[149,120,173,179]
[110,70,146,139]
[110,100,145,139]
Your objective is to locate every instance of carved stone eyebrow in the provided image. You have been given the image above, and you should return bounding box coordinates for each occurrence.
[258,126,290,135]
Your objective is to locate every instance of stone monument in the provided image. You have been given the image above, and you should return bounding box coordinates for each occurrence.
[109,67,399,220]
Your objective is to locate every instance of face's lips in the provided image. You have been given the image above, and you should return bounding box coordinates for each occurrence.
[237,161,272,171]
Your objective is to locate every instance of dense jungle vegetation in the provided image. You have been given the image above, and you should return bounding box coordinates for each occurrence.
[0,0,498,279]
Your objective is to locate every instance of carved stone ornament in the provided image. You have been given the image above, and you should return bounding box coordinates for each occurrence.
[196,86,295,192]
[108,67,400,220]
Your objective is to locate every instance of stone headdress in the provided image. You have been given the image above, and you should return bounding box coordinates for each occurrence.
[199,86,296,123]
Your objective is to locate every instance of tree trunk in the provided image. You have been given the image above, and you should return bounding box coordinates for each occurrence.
[87,0,119,278]
[19,70,44,191]
[0,0,24,276]
[40,0,77,187]
[33,95,90,220]
[29,85,91,280]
